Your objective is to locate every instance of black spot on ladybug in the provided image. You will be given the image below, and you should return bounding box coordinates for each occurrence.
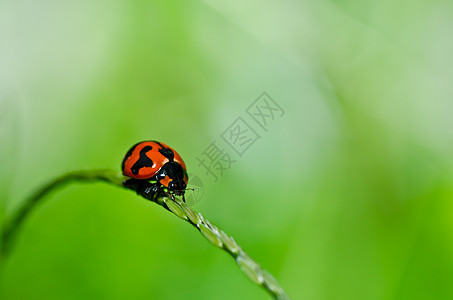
[158,147,174,161]
[122,143,139,172]
[131,145,154,175]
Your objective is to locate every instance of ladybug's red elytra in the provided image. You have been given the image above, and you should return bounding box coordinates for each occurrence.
[121,141,188,201]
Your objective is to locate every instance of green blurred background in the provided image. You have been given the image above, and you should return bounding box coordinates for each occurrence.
[1,0,453,299]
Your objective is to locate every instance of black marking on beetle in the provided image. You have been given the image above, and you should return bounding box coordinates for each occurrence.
[158,147,174,161]
[153,141,164,148]
[121,143,139,171]
[131,145,154,175]
[152,141,175,161]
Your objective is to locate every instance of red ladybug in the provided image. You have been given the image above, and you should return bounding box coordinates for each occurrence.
[122,141,188,201]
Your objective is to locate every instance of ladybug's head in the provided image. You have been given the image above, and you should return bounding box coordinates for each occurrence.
[157,161,189,196]
[168,179,187,196]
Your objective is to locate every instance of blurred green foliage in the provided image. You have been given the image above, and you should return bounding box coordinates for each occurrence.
[1,0,453,299]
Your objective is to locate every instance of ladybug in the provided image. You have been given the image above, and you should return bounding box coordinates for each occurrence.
[121,141,188,201]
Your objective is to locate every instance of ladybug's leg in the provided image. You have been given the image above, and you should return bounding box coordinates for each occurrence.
[123,179,161,202]
[141,182,161,201]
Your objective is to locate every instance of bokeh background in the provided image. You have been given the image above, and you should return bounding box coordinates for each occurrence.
[1,0,453,299]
